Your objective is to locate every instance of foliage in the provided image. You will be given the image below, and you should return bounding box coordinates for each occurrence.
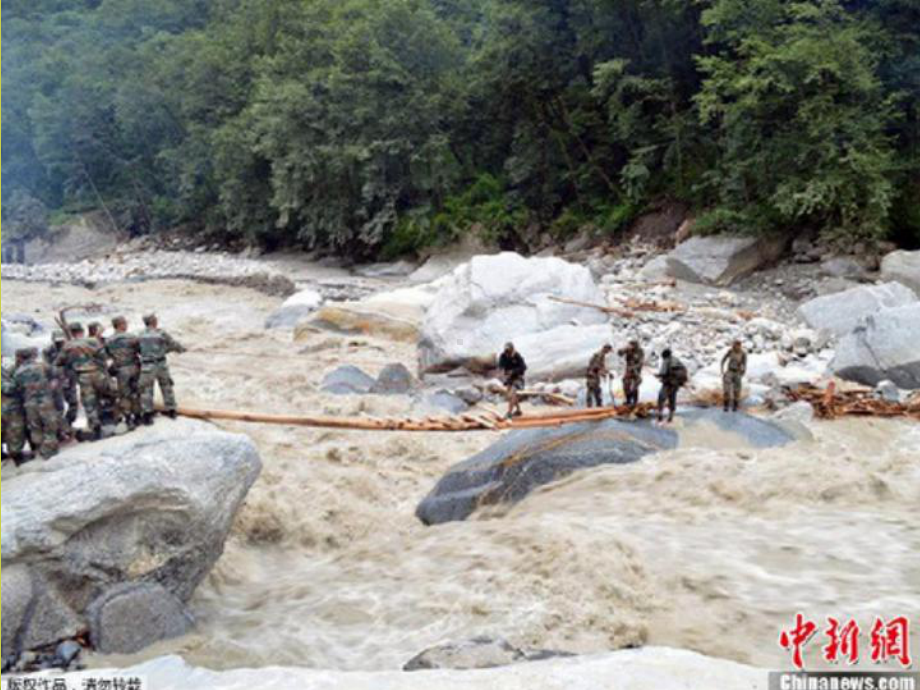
[2,0,918,255]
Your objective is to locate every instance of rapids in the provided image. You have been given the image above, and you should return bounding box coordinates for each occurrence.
[2,276,917,674]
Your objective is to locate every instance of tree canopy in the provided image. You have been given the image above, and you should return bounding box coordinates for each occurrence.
[3,0,918,256]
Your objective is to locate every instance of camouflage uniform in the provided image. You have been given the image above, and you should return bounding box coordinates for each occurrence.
[138,324,186,416]
[657,354,687,423]
[585,348,610,408]
[56,334,111,432]
[618,343,645,408]
[13,354,60,459]
[43,336,79,434]
[2,365,27,459]
[106,330,141,424]
[721,347,747,412]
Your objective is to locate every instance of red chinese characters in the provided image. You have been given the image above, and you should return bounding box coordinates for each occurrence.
[780,614,818,670]
[870,616,912,669]
[824,618,860,665]
[780,614,913,670]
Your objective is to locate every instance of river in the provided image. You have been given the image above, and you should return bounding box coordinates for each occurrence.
[2,273,917,674]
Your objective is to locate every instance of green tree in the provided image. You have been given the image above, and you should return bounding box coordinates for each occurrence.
[696,0,900,241]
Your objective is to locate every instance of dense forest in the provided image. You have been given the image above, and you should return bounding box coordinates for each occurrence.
[3,0,919,258]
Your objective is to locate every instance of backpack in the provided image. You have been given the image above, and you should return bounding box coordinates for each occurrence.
[670,360,689,386]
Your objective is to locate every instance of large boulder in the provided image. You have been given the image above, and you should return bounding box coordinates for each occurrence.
[88,582,194,654]
[419,253,607,374]
[881,250,920,295]
[513,324,617,382]
[264,289,323,329]
[298,283,441,343]
[796,282,916,337]
[417,420,677,525]
[665,234,789,286]
[0,420,261,655]
[831,304,920,389]
[417,411,795,525]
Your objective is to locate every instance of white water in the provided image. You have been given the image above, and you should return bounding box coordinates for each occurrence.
[3,278,918,674]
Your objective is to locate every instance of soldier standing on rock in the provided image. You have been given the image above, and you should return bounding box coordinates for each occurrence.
[618,340,645,408]
[55,322,111,441]
[656,349,688,424]
[138,314,186,425]
[107,316,142,429]
[721,340,748,413]
[2,364,28,465]
[498,342,527,420]
[586,344,613,408]
[43,330,78,439]
[13,348,60,459]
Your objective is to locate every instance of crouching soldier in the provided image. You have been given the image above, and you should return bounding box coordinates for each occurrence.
[56,322,111,441]
[13,348,60,459]
[138,314,186,424]
[2,364,28,464]
[107,316,142,429]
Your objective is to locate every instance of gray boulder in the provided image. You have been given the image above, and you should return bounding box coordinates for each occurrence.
[666,234,789,286]
[820,257,867,281]
[831,304,920,389]
[419,252,607,374]
[404,637,573,672]
[881,250,920,295]
[370,363,416,395]
[321,365,377,395]
[415,390,470,415]
[1,420,261,655]
[264,289,323,329]
[417,419,679,525]
[88,583,194,654]
[796,282,917,337]
[417,410,795,525]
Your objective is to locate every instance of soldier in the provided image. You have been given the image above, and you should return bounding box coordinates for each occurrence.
[137,314,186,424]
[55,322,111,440]
[586,344,613,408]
[721,340,748,413]
[656,348,688,424]
[107,316,142,429]
[13,348,60,459]
[43,330,78,438]
[618,339,645,408]
[2,364,28,465]
[88,322,105,344]
[498,342,527,420]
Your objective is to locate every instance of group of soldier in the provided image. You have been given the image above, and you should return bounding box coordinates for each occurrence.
[1,314,185,465]
[499,338,748,424]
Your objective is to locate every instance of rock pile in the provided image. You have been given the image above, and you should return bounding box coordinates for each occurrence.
[1,251,296,297]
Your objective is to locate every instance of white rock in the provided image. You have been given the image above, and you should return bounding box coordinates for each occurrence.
[796,283,917,337]
[419,253,607,373]
[880,250,920,296]
[264,289,324,329]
